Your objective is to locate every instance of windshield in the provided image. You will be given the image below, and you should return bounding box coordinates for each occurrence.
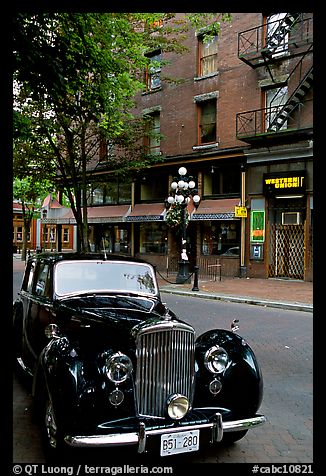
[54,260,158,297]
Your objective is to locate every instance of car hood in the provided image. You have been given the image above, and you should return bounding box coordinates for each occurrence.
[55,294,180,351]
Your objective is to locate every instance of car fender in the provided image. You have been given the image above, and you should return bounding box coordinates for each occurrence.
[194,329,263,417]
[33,336,137,431]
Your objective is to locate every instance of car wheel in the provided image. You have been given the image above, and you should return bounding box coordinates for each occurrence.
[221,430,248,445]
[40,386,66,461]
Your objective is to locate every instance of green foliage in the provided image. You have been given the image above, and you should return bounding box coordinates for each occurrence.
[13,13,231,250]
[165,203,189,230]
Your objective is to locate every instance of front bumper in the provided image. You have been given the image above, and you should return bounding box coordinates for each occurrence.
[64,412,266,452]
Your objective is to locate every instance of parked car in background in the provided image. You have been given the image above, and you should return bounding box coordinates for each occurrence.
[13,252,265,458]
[221,246,240,256]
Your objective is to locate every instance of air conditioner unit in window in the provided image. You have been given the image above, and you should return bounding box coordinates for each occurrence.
[281,212,302,225]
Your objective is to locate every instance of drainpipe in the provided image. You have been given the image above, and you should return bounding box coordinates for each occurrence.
[240,164,247,277]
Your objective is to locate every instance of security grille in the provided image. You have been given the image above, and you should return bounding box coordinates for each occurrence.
[268,224,305,279]
[135,323,195,418]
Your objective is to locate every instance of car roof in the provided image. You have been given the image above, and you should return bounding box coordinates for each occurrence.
[29,252,153,266]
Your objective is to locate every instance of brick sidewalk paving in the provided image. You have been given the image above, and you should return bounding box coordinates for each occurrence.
[157,273,313,306]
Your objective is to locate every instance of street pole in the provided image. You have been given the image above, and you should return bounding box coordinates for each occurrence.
[240,165,247,277]
[176,203,190,284]
[166,167,200,285]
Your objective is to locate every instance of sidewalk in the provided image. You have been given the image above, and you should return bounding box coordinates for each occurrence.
[157,273,313,313]
[13,255,313,313]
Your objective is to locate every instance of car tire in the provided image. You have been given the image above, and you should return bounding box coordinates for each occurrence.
[37,380,67,461]
[221,430,248,445]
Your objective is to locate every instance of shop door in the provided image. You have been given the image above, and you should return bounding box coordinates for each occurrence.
[268,224,305,279]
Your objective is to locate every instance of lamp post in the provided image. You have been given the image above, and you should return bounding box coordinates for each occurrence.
[166,167,200,284]
[42,209,47,252]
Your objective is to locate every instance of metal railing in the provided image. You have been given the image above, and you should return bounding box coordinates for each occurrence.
[161,256,222,282]
[236,98,312,141]
[238,15,313,66]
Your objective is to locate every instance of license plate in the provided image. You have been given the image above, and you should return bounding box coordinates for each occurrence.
[160,429,200,456]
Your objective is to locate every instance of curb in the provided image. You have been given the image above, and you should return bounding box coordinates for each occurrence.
[159,287,313,313]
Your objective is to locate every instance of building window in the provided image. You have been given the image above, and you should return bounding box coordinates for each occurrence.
[201,221,240,256]
[145,50,162,91]
[145,112,161,155]
[139,222,168,254]
[203,166,240,197]
[139,173,168,202]
[265,85,288,131]
[50,227,56,243]
[16,226,23,241]
[198,100,217,144]
[43,227,49,243]
[265,13,289,57]
[88,179,132,206]
[99,138,115,163]
[63,227,69,243]
[100,225,130,255]
[198,35,218,76]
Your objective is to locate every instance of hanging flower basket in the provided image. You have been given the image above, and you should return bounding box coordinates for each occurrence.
[165,203,189,229]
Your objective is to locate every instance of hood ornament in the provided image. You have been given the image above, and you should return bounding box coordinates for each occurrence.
[163,305,172,321]
[231,319,239,333]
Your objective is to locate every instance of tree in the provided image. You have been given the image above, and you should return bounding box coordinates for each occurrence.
[13,178,54,261]
[13,13,231,251]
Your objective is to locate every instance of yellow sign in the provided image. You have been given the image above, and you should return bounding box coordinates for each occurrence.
[234,206,247,218]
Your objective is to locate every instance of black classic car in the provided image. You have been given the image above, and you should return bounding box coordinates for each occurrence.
[13,252,265,458]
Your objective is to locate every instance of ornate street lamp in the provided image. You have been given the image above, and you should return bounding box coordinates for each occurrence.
[42,209,48,252]
[166,167,200,283]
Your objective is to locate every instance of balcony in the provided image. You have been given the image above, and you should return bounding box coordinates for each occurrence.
[236,98,312,144]
[238,14,313,68]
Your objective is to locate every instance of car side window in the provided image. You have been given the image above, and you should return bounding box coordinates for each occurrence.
[25,261,36,293]
[34,263,51,298]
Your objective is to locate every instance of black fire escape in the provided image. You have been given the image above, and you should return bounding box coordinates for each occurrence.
[236,13,313,143]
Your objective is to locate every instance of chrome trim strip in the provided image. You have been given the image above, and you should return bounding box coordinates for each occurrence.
[64,414,266,448]
[223,415,267,432]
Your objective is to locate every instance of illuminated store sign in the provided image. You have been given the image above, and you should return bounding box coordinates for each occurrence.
[250,211,265,243]
[263,171,306,196]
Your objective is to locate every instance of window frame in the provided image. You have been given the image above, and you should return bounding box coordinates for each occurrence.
[198,33,218,77]
[145,50,162,92]
[197,99,217,145]
[144,112,161,156]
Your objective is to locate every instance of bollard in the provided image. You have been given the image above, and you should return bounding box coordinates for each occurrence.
[192,265,199,292]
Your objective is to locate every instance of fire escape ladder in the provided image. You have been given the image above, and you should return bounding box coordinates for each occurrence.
[267,65,313,132]
[262,13,301,59]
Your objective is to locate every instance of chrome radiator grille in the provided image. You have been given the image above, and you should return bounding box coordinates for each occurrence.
[135,322,195,418]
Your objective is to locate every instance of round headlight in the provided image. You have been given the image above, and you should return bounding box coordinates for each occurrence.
[105,352,133,384]
[204,346,228,374]
[167,394,189,420]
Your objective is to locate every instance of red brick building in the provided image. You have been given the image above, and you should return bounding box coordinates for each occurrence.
[53,13,313,281]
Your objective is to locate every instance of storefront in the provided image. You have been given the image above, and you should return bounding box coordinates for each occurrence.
[247,166,313,281]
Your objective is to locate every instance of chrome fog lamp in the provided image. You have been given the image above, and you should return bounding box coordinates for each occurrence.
[209,378,222,395]
[204,346,229,374]
[105,352,133,384]
[167,394,189,420]
[108,389,124,407]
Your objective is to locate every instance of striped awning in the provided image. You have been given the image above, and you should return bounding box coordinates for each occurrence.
[47,205,131,224]
[126,203,166,222]
[191,198,240,220]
